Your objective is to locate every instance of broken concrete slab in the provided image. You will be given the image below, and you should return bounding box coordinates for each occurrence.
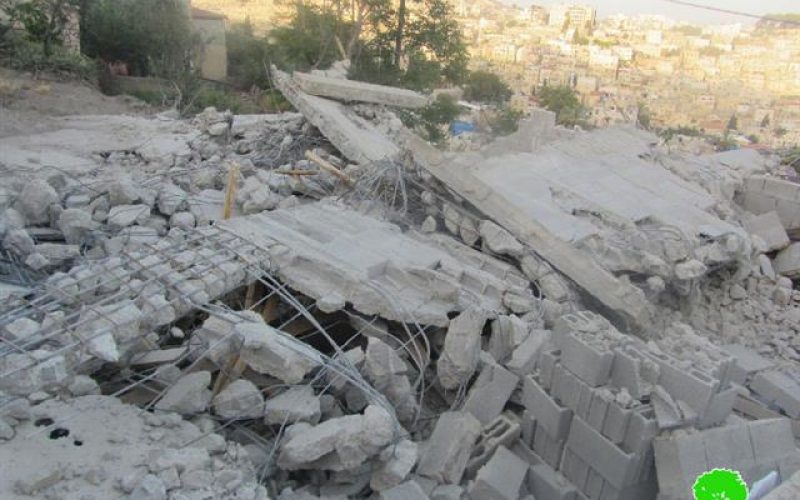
[417,411,481,485]
[272,67,400,165]
[223,203,523,327]
[293,71,428,108]
[403,131,652,333]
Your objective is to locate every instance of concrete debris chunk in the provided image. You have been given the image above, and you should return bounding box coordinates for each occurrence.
[155,371,212,415]
[264,385,321,425]
[488,315,529,363]
[278,405,394,470]
[417,411,481,485]
[479,220,524,257]
[379,480,430,500]
[371,439,419,491]
[212,379,264,420]
[107,204,150,229]
[58,208,97,245]
[772,242,800,279]
[437,307,486,390]
[236,322,320,384]
[14,179,59,225]
[743,211,790,252]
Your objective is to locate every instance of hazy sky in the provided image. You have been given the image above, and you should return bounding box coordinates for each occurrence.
[524,0,800,25]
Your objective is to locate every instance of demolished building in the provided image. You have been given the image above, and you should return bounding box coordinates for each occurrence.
[0,68,799,500]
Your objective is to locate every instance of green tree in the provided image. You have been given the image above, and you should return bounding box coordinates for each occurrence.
[81,0,193,77]
[463,71,512,104]
[403,0,468,86]
[3,0,78,56]
[539,85,587,127]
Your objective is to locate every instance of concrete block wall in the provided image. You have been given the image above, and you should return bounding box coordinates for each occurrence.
[654,418,800,498]
[514,310,743,499]
[742,176,800,231]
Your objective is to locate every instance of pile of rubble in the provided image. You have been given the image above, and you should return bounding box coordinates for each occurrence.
[1,67,799,500]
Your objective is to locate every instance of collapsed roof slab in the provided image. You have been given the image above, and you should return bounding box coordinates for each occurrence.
[220,202,527,327]
[271,67,400,165]
[472,128,741,244]
[293,71,429,109]
[403,131,652,333]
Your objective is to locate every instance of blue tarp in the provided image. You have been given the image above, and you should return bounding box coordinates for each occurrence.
[450,121,476,136]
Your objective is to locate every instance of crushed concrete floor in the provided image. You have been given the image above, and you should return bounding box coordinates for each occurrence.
[1,69,800,500]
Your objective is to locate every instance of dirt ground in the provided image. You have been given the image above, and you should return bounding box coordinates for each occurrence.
[0,67,150,138]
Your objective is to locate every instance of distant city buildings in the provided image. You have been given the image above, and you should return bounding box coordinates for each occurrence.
[457,2,800,146]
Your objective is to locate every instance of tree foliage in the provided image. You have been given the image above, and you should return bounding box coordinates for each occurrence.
[463,70,512,104]
[268,0,469,91]
[2,0,78,56]
[539,85,588,127]
[81,0,193,77]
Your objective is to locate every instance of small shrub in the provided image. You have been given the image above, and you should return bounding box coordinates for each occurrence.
[0,34,96,79]
[464,70,512,104]
[489,107,523,136]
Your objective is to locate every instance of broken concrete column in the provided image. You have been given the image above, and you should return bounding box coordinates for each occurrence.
[293,71,428,108]
[417,411,481,485]
[155,371,212,415]
[212,379,264,420]
[236,322,320,384]
[437,308,486,390]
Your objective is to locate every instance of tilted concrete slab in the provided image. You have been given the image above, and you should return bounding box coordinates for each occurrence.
[271,67,400,164]
[293,71,428,108]
[221,201,526,327]
[403,131,651,332]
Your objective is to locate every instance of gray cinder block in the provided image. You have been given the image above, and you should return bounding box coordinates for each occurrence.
[463,362,519,425]
[417,411,481,485]
[560,331,615,387]
[567,416,638,489]
[469,446,529,500]
[522,375,574,441]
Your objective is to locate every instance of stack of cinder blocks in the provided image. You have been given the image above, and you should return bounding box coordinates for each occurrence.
[514,311,744,500]
[654,418,800,499]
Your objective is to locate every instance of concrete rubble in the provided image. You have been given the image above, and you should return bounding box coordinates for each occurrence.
[1,68,800,500]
